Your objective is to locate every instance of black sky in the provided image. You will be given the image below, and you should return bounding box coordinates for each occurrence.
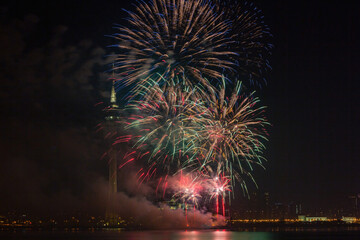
[0,0,359,215]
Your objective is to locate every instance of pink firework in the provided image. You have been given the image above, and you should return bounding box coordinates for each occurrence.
[172,172,203,207]
[204,168,231,216]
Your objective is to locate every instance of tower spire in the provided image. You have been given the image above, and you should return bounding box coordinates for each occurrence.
[110,63,118,108]
[110,81,117,106]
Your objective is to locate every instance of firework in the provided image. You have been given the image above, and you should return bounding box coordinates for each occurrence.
[123,78,205,175]
[213,0,273,87]
[121,77,269,194]
[172,172,203,207]
[170,169,232,215]
[105,0,272,213]
[113,0,236,91]
[203,166,231,216]
[204,169,231,201]
[189,79,269,195]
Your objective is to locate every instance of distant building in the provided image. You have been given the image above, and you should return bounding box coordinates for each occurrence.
[348,194,360,217]
[342,217,357,223]
[263,192,271,219]
[166,199,183,210]
[272,202,286,220]
[298,215,328,222]
[286,202,298,219]
[296,203,302,215]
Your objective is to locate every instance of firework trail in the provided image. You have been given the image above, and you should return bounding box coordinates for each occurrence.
[113,0,236,92]
[213,0,273,87]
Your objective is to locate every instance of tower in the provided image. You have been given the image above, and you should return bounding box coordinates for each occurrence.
[106,79,120,195]
[104,69,121,226]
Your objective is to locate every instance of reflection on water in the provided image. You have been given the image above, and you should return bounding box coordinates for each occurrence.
[179,230,272,240]
[3,229,360,240]
[117,230,274,240]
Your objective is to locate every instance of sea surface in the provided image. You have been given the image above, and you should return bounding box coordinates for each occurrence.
[1,229,360,240]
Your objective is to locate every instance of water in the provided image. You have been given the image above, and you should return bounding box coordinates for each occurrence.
[1,230,360,240]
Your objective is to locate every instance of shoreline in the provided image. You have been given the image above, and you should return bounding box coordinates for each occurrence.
[1,222,360,232]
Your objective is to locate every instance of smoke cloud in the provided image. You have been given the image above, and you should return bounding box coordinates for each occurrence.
[105,173,226,229]
[110,192,226,229]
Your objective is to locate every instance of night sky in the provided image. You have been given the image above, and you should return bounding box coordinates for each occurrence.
[0,0,359,216]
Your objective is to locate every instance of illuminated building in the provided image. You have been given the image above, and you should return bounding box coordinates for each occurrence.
[298,215,328,222]
[341,216,357,223]
[166,199,183,210]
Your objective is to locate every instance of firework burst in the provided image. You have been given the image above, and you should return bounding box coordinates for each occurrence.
[124,78,206,175]
[189,79,269,195]
[204,166,231,201]
[113,0,236,91]
[172,172,203,207]
[214,0,273,87]
[202,166,231,216]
